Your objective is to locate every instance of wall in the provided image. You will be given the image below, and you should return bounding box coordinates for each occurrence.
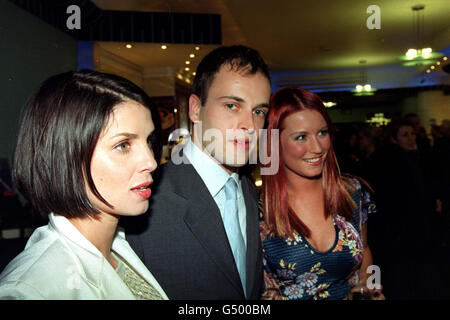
[416,90,450,131]
[0,0,77,162]
[93,43,143,88]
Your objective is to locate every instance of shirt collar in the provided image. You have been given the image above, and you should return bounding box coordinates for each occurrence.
[183,139,238,197]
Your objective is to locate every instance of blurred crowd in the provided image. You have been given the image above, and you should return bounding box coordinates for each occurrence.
[334,114,450,299]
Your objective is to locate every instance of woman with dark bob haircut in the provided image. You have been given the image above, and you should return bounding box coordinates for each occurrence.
[259,87,384,300]
[0,70,168,300]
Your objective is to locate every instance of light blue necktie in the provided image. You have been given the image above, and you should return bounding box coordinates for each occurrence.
[223,176,247,297]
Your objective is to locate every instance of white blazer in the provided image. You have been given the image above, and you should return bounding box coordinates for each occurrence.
[0,213,169,300]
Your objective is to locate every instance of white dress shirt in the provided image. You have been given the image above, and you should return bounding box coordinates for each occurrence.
[183,139,247,247]
[0,213,168,300]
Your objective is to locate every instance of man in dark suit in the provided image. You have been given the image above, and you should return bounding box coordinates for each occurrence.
[125,45,271,299]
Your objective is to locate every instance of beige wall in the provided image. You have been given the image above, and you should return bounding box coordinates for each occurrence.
[415,90,450,132]
[142,67,176,97]
[94,43,144,88]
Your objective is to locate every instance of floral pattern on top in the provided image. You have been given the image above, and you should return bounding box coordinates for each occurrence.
[260,178,376,300]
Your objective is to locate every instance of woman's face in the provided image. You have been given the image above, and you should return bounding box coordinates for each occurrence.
[87,101,158,217]
[280,109,331,179]
[394,125,416,151]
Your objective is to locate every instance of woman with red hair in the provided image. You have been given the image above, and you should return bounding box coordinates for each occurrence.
[260,87,383,300]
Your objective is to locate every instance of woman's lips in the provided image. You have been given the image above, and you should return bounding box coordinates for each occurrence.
[130,181,152,199]
[131,188,152,199]
[303,156,323,166]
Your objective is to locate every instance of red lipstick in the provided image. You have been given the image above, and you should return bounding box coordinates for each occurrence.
[131,181,152,199]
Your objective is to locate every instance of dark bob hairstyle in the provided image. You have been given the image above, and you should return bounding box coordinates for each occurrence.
[13,69,161,218]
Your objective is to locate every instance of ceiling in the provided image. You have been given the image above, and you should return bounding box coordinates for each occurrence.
[91,0,450,89]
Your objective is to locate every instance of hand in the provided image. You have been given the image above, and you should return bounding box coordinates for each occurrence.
[436,199,442,213]
[349,282,385,300]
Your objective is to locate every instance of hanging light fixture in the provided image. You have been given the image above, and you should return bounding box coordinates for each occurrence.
[351,60,377,96]
[397,5,443,66]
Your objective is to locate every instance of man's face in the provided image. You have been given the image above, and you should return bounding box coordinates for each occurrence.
[189,65,271,172]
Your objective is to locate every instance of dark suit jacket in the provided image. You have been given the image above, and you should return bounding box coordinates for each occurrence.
[124,160,263,300]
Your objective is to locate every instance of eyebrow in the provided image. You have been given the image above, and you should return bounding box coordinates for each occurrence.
[109,132,138,140]
[290,126,328,135]
[218,95,245,102]
[218,96,270,109]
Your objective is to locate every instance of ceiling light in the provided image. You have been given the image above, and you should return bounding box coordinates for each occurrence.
[430,65,435,69]
[351,60,377,96]
[406,49,418,59]
[353,83,376,96]
[174,108,178,113]
[323,102,337,108]
[397,6,442,66]
[192,72,196,76]
[161,44,168,50]
[177,74,183,80]
[195,46,200,51]
[444,57,448,61]
[125,44,132,49]
[254,179,262,187]
[426,69,431,73]
[436,61,441,65]
[185,67,190,71]
[189,53,195,58]
[185,61,190,65]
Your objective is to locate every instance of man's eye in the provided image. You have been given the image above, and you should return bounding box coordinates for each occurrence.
[254,109,267,117]
[225,103,237,110]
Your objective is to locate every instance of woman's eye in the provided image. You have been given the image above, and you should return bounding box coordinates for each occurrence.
[115,141,130,152]
[296,135,307,141]
[319,129,329,136]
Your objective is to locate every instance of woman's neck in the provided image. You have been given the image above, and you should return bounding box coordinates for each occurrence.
[284,168,323,196]
[69,212,119,268]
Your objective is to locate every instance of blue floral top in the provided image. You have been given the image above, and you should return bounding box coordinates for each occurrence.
[259,178,376,300]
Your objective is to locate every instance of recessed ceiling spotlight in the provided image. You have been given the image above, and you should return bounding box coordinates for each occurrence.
[185,61,190,65]
[431,65,435,69]
[189,53,195,58]
[161,44,168,50]
[195,46,200,51]
[426,69,431,73]
[125,44,132,49]
[192,72,196,76]
[185,67,190,71]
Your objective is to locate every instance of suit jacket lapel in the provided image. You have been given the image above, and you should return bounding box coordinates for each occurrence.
[241,176,260,297]
[169,162,245,296]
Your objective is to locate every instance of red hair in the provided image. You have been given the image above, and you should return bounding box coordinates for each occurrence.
[262,87,356,239]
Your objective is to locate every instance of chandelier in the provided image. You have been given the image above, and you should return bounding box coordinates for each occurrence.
[351,60,377,96]
[397,5,443,66]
